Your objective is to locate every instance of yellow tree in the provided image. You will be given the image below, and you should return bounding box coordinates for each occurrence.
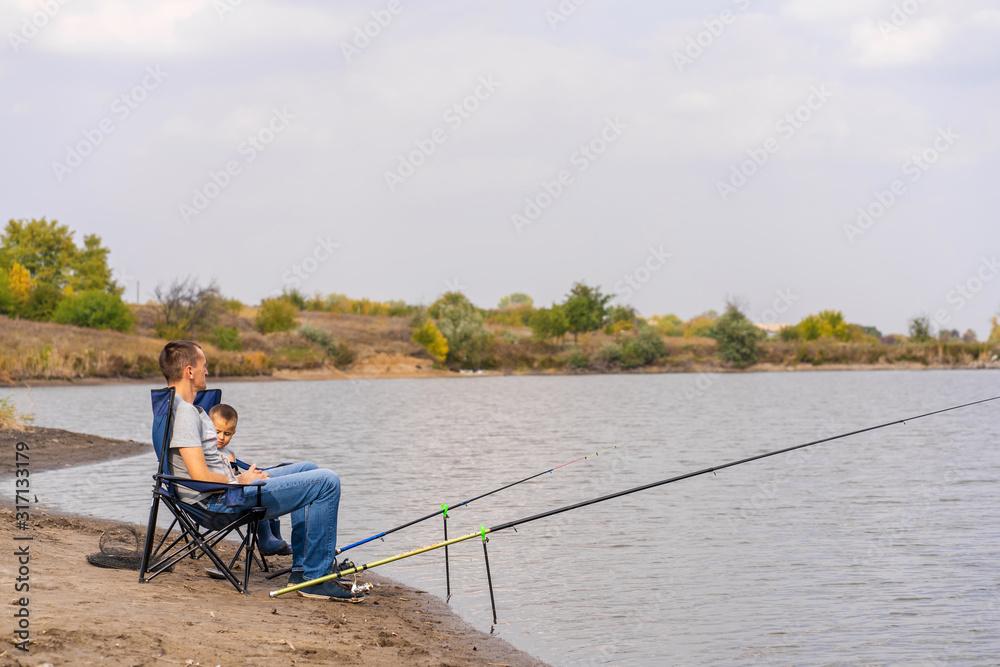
[988,317,1000,344]
[412,319,449,362]
[8,263,34,301]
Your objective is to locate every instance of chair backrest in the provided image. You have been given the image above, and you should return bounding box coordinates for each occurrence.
[150,387,223,473]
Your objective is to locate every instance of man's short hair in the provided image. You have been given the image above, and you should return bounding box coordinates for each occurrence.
[159,340,203,383]
[209,404,238,424]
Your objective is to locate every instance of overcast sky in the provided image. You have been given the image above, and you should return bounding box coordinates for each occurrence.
[3,0,999,336]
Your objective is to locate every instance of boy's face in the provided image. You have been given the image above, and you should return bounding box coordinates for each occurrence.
[212,417,237,448]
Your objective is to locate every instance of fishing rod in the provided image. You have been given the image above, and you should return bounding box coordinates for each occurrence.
[338,444,620,555]
[271,395,1000,604]
[264,444,620,585]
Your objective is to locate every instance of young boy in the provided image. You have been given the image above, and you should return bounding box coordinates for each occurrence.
[208,403,241,468]
[209,403,292,557]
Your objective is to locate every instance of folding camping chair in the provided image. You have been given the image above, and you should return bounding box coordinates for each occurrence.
[138,387,269,594]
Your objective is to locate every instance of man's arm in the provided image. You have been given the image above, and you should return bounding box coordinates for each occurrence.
[178,446,231,484]
[178,446,267,485]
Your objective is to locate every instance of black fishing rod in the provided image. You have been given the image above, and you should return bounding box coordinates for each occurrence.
[337,444,618,554]
[272,395,999,599]
[265,444,620,582]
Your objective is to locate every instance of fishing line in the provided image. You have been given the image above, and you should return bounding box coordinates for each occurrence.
[271,395,998,598]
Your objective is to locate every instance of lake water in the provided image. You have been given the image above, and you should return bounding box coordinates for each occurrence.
[7,370,1000,665]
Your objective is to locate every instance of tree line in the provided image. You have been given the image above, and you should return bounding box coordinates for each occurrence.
[5,218,1000,373]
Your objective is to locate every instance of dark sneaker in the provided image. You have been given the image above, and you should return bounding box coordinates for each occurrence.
[295,579,365,602]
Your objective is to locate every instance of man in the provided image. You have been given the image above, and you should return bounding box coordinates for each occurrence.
[158,340,361,602]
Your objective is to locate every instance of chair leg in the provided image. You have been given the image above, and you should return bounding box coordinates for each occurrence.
[138,492,162,583]
[243,517,259,593]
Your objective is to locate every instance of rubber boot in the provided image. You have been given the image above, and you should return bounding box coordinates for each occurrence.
[256,519,289,556]
[267,519,293,555]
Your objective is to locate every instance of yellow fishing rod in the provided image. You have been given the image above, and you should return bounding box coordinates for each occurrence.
[263,444,623,591]
[271,396,1000,620]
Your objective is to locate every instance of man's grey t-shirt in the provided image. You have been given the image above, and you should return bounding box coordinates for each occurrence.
[167,394,233,504]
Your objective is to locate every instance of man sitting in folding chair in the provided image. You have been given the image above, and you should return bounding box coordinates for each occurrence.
[160,339,363,602]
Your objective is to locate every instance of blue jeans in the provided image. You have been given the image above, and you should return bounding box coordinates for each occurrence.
[265,461,317,572]
[204,461,339,580]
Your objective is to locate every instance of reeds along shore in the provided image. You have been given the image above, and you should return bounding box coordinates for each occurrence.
[2,311,998,385]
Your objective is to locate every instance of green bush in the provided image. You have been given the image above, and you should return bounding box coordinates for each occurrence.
[256,298,298,333]
[297,324,355,367]
[330,342,355,368]
[778,325,800,341]
[298,323,335,348]
[652,313,684,337]
[154,322,189,340]
[566,349,590,369]
[0,394,34,430]
[908,315,933,342]
[621,329,668,367]
[598,344,624,365]
[212,326,242,351]
[52,290,134,332]
[714,304,765,368]
[280,289,307,310]
[435,297,491,368]
[530,305,570,341]
[22,283,64,321]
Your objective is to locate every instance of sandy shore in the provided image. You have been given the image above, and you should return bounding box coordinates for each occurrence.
[0,427,547,667]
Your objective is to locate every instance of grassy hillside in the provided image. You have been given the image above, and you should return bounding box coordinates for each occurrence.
[2,306,998,384]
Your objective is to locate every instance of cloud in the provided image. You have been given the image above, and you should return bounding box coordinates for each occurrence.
[848,3,1000,69]
[781,0,875,23]
[13,0,349,56]
[850,16,951,68]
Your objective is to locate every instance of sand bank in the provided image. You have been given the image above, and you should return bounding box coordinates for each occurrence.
[0,426,546,667]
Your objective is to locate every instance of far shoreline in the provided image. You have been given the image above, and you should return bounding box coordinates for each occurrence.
[5,358,999,389]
